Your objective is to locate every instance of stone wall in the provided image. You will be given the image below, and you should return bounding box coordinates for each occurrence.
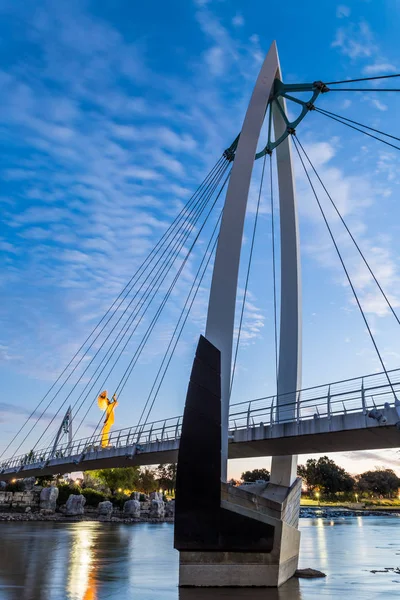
[0,487,175,521]
[0,490,41,511]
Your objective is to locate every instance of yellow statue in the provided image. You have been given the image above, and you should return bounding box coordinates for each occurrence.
[97,390,118,448]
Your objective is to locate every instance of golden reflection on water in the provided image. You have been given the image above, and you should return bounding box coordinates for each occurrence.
[67,524,98,600]
[315,518,328,567]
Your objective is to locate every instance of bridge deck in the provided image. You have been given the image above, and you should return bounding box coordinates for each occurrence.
[1,405,399,480]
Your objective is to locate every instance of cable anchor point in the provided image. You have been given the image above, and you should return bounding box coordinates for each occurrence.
[223,147,235,162]
[313,81,330,93]
[287,127,296,136]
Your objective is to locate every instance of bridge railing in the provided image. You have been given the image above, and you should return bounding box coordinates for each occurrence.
[2,367,400,473]
[0,415,183,472]
[229,368,400,430]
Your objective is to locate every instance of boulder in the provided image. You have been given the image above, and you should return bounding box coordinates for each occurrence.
[150,491,163,502]
[123,499,141,518]
[165,499,175,518]
[22,477,36,491]
[65,494,86,516]
[97,501,113,519]
[294,568,326,579]
[40,486,59,512]
[149,498,165,519]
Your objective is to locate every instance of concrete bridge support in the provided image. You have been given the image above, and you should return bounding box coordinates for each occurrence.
[174,336,301,588]
[204,41,301,490]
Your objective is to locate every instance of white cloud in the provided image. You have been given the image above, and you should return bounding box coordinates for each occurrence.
[341,99,352,110]
[362,62,397,75]
[204,45,225,76]
[336,5,351,18]
[232,14,244,27]
[332,20,377,59]
[370,98,388,112]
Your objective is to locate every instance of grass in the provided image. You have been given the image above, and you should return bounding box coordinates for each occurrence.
[301,497,400,508]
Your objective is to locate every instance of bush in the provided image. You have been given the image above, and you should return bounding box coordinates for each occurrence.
[5,481,24,492]
[111,492,130,510]
[57,483,81,506]
[81,488,108,506]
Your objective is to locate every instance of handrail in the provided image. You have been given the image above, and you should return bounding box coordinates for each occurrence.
[1,367,399,472]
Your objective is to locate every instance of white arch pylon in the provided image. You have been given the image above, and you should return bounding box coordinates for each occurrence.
[205,41,302,485]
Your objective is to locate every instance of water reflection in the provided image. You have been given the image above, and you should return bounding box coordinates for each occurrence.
[179,578,302,599]
[67,526,97,600]
[0,518,400,599]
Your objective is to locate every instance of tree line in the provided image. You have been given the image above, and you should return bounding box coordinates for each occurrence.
[238,458,400,499]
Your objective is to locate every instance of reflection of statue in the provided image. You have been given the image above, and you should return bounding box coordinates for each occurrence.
[97,390,118,447]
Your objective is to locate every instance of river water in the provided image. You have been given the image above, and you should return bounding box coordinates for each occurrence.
[0,516,399,599]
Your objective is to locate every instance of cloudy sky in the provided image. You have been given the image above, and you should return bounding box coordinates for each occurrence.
[1,0,400,478]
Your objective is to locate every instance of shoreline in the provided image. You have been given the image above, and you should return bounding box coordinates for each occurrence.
[0,506,399,523]
[0,512,174,523]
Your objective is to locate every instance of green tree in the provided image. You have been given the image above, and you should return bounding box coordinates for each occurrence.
[155,464,177,494]
[298,456,354,497]
[241,468,270,483]
[88,467,140,495]
[356,468,400,498]
[137,468,158,494]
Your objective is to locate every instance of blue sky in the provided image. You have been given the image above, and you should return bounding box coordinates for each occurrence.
[1,0,400,478]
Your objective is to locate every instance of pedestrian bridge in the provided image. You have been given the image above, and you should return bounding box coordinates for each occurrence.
[2,367,400,480]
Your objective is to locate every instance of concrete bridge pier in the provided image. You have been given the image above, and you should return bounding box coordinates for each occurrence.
[174,336,301,588]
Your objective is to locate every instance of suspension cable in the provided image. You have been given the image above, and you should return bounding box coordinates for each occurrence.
[269,153,279,390]
[314,106,400,143]
[326,74,400,85]
[314,107,400,152]
[33,162,230,451]
[295,135,400,329]
[139,208,225,427]
[64,161,228,420]
[73,169,232,442]
[13,160,228,456]
[115,169,232,398]
[141,235,220,426]
[67,163,230,441]
[2,155,227,460]
[327,88,400,92]
[230,155,266,396]
[292,135,397,398]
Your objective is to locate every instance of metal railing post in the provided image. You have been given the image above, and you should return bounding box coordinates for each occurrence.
[361,378,366,413]
[327,385,331,418]
[296,391,301,423]
[246,403,252,429]
[175,418,180,439]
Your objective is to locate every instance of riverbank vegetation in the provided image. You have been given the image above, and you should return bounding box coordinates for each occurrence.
[236,457,400,506]
[3,457,399,508]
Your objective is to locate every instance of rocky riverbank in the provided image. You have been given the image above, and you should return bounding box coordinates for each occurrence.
[0,482,175,523]
[0,512,173,523]
[300,506,400,518]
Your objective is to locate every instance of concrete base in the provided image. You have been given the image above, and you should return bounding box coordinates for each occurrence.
[179,553,299,587]
[178,479,301,588]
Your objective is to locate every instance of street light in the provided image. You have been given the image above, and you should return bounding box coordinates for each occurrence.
[316,491,320,506]
[355,493,359,504]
